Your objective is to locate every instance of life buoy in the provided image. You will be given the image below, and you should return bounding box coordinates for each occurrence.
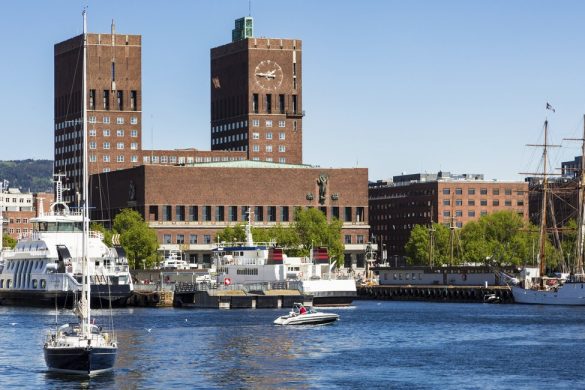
[224,278,232,286]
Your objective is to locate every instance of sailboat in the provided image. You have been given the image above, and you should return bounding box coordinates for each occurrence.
[510,118,585,305]
[44,10,118,374]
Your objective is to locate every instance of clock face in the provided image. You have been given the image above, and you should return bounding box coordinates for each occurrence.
[254,60,283,90]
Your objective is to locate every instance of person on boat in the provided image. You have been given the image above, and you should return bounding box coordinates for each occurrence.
[299,305,307,315]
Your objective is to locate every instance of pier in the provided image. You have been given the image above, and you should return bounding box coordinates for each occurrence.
[357,285,513,303]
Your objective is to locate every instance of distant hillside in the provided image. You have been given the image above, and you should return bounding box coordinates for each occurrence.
[0,160,53,193]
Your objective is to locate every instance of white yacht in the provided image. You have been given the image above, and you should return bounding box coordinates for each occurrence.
[213,215,356,306]
[0,176,133,307]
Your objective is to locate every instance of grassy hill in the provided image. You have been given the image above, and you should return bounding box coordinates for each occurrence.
[0,160,53,193]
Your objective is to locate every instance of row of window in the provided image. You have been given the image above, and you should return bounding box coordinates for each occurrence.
[161,233,366,246]
[88,89,138,111]
[251,157,287,163]
[0,198,31,204]
[0,278,46,289]
[88,141,139,150]
[7,218,29,223]
[212,133,248,145]
[89,155,138,163]
[142,155,246,164]
[88,116,139,125]
[251,94,298,114]
[150,205,365,223]
[249,120,286,128]
[89,129,139,137]
[442,188,524,196]
[212,120,248,133]
[252,132,286,140]
[6,228,29,234]
[251,145,286,153]
[443,199,524,206]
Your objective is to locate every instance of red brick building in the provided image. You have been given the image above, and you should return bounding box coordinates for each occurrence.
[1,190,54,240]
[54,22,142,203]
[90,162,369,268]
[210,17,303,164]
[369,172,528,264]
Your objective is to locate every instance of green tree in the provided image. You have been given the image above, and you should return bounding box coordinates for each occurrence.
[293,208,344,266]
[113,209,159,269]
[90,222,113,247]
[404,223,452,265]
[2,234,16,249]
[216,224,246,243]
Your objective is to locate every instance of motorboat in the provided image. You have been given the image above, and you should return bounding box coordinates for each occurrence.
[273,303,339,325]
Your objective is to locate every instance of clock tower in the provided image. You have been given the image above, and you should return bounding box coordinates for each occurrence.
[210,17,303,164]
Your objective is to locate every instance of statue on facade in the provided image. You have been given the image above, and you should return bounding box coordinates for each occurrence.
[317,174,328,205]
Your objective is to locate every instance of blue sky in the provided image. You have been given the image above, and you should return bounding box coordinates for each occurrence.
[2,0,585,181]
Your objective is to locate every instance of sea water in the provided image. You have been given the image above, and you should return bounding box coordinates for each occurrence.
[1,300,585,389]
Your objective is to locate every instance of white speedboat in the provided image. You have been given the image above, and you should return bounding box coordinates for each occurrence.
[273,303,339,325]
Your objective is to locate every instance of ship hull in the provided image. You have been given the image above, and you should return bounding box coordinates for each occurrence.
[0,285,131,307]
[44,346,117,376]
[511,283,585,305]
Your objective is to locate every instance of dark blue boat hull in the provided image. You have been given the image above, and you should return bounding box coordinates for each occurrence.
[44,346,117,375]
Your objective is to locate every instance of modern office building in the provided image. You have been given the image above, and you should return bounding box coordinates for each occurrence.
[369,172,529,263]
[210,17,303,164]
[54,22,142,202]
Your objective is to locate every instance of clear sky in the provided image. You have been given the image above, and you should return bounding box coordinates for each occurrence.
[2,0,585,181]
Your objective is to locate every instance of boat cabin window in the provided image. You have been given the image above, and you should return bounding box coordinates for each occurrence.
[0,280,3,288]
[34,222,83,232]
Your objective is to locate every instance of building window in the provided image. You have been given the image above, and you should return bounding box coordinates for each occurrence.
[280,206,289,222]
[190,234,198,244]
[505,188,512,195]
[266,120,273,128]
[131,155,138,163]
[103,116,110,124]
[505,200,512,206]
[455,210,463,217]
[268,206,277,222]
[357,235,364,244]
[116,129,124,137]
[149,205,159,221]
[130,90,137,111]
[480,200,488,206]
[254,206,264,221]
[493,189,500,195]
[203,206,212,221]
[89,129,96,137]
[89,155,97,162]
[443,199,450,206]
[130,116,138,125]
[215,206,225,221]
[89,115,97,124]
[252,132,259,139]
[252,119,260,127]
[228,206,238,222]
[116,155,124,163]
[103,129,110,137]
[163,234,171,244]
[176,205,185,221]
[266,132,273,140]
[117,91,124,110]
[204,235,212,244]
[279,145,286,152]
[131,130,138,137]
[163,205,172,221]
[468,210,476,217]
[455,199,463,206]
[253,94,259,113]
[344,235,352,244]
[103,155,110,162]
[131,142,138,150]
[278,121,285,128]
[253,145,260,152]
[89,142,96,149]
[443,210,451,217]
[103,142,110,149]
[344,207,352,222]
[468,200,475,206]
[279,94,285,114]
[116,117,124,125]
[517,200,524,206]
[480,188,488,195]
[103,90,110,110]
[176,234,185,244]
[279,157,286,163]
[332,206,340,220]
[443,188,450,195]
[117,142,124,150]
[493,200,500,206]
[266,145,272,152]
[468,188,475,195]
[189,206,198,221]
[455,188,462,195]
[265,94,272,113]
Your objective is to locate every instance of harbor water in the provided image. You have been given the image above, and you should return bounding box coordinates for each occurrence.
[1,300,585,389]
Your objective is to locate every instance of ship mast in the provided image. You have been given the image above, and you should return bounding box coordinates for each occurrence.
[81,8,91,336]
[576,116,585,274]
[538,121,549,283]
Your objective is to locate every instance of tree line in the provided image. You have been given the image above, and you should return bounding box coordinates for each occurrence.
[404,210,572,269]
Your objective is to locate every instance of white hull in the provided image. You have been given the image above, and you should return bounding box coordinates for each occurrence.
[274,312,339,325]
[511,283,585,305]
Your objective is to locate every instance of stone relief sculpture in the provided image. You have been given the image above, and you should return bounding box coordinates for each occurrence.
[317,174,328,205]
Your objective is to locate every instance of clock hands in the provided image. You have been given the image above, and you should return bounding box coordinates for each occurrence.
[255,69,276,79]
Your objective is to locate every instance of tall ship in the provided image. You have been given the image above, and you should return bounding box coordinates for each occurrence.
[511,117,585,305]
[213,214,356,306]
[0,175,133,307]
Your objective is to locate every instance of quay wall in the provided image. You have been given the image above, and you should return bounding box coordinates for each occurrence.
[358,285,513,303]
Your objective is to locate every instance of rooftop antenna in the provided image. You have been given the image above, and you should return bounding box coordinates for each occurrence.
[249,0,252,16]
[111,19,115,35]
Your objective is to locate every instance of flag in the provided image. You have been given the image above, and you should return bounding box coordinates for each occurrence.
[546,103,556,113]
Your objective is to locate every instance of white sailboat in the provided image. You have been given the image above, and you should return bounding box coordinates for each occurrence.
[511,118,585,305]
[43,10,118,374]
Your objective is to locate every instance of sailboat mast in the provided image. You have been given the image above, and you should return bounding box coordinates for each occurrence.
[576,115,585,274]
[81,9,91,334]
[538,121,549,280]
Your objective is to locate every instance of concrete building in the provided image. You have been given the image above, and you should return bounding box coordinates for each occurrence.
[210,17,303,164]
[90,162,370,268]
[369,172,529,264]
